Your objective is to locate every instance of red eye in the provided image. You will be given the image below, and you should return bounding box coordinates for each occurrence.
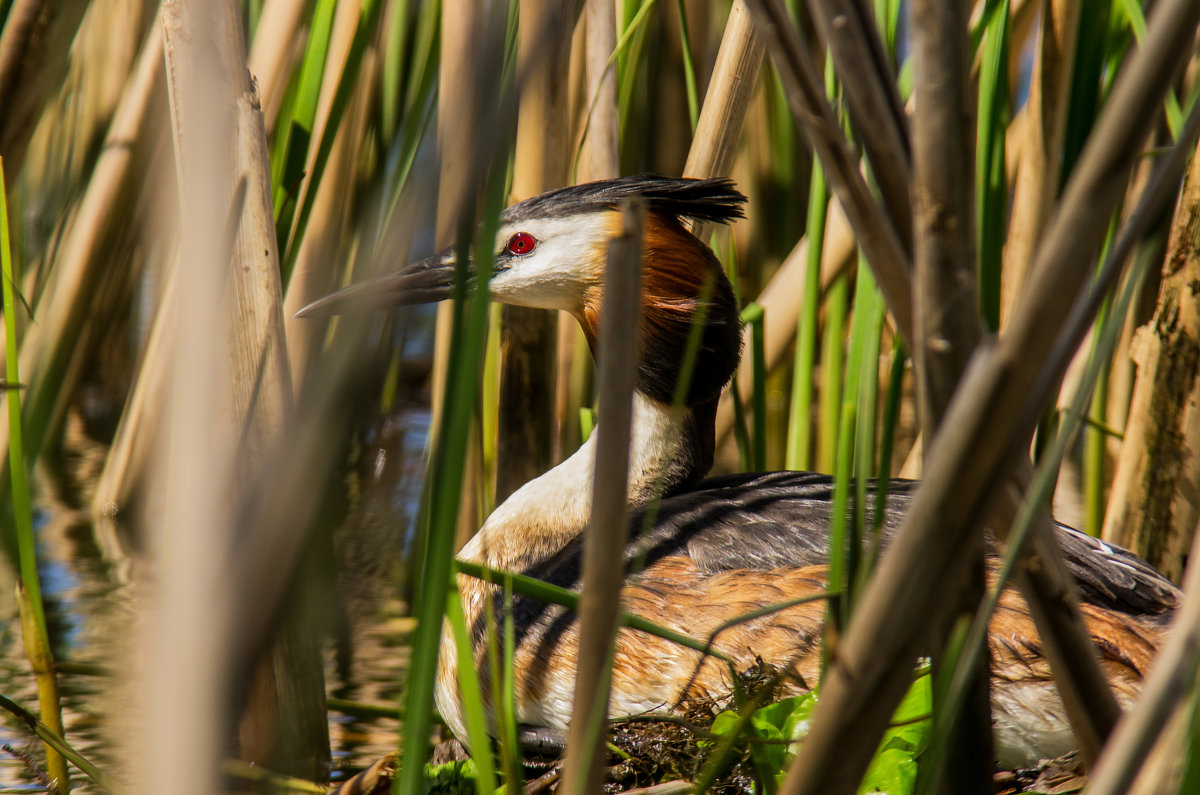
[506,232,537,256]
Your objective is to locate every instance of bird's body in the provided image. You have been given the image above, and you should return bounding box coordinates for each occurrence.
[436,405,1170,770]
[302,175,1179,770]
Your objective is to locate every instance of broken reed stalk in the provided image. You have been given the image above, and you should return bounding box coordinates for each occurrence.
[559,197,645,795]
[775,0,1200,790]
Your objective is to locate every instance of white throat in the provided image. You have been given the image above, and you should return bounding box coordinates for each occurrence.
[458,392,688,571]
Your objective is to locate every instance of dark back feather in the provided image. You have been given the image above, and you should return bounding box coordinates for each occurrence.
[503,174,747,226]
[490,472,1180,654]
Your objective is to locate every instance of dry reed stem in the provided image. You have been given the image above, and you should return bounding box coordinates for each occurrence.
[908,0,992,784]
[557,0,620,461]
[685,0,761,251]
[0,24,163,473]
[228,42,332,789]
[246,0,307,135]
[746,0,915,345]
[1087,518,1200,795]
[560,198,645,795]
[1102,134,1200,581]
[776,0,1200,789]
[685,2,763,185]
[866,40,1026,481]
[282,0,373,391]
[157,0,318,784]
[578,0,619,182]
[433,0,489,549]
[910,0,980,429]
[498,0,574,501]
[152,2,247,790]
[805,0,912,253]
[92,257,175,522]
[0,0,90,180]
[1001,0,1081,330]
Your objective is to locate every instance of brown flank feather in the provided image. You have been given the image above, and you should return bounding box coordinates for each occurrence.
[452,557,1164,727]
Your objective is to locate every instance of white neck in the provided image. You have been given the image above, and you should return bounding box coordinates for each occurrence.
[458,393,696,571]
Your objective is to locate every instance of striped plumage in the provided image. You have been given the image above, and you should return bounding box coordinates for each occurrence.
[301,175,1179,769]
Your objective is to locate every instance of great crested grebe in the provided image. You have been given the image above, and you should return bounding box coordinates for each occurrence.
[301,175,1179,768]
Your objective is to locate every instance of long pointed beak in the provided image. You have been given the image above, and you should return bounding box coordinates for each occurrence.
[294,247,463,317]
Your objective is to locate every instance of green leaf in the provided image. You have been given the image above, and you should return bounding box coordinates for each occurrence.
[860,669,930,794]
[426,758,479,795]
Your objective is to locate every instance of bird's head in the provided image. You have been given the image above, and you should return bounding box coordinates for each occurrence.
[299,174,747,405]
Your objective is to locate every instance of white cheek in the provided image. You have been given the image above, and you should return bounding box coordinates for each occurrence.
[489,237,601,311]
[489,267,580,311]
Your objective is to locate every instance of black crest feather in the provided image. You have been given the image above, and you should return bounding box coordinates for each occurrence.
[504,174,747,225]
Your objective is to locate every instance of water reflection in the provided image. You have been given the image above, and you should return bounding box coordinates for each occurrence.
[0,402,430,791]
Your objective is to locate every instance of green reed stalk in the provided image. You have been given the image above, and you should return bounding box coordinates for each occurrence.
[975,0,1009,331]
[1082,217,1120,536]
[394,167,506,795]
[851,265,885,589]
[616,0,657,164]
[856,340,906,601]
[381,0,412,142]
[1060,0,1111,182]
[743,302,767,471]
[817,274,847,473]
[282,0,382,284]
[828,262,883,631]
[445,588,499,795]
[1,157,69,791]
[0,694,119,793]
[1181,687,1200,794]
[380,0,440,230]
[270,0,335,235]
[491,576,522,793]
[1085,347,1111,536]
[786,161,828,471]
[674,0,699,132]
[730,381,753,471]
